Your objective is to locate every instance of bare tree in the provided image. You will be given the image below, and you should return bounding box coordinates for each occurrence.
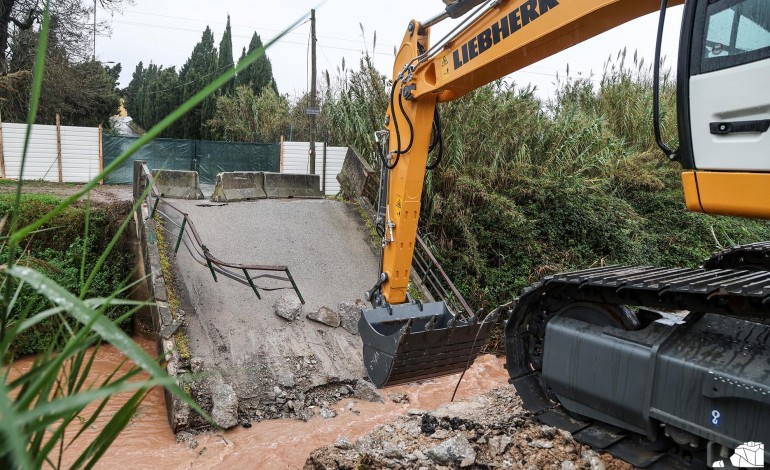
[0,0,131,72]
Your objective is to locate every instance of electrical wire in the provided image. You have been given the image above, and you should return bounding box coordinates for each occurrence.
[450,302,511,402]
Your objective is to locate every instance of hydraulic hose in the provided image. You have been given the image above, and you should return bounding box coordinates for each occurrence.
[426,106,443,170]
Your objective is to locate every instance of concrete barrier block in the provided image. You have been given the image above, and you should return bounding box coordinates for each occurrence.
[152,170,204,200]
[210,172,268,202]
[263,172,323,198]
[337,146,378,204]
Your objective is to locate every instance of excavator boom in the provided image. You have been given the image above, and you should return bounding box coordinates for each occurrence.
[359,0,770,466]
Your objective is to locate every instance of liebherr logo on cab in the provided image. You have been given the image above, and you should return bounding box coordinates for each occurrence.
[452,0,559,70]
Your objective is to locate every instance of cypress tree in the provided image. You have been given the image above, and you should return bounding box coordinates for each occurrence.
[235,47,249,89]
[125,62,145,124]
[218,15,235,95]
[180,26,218,140]
[239,32,277,96]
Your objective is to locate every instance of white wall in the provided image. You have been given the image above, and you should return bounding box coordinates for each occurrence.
[281,141,346,196]
[2,123,100,182]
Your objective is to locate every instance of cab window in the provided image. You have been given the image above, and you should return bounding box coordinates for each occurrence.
[701,0,770,73]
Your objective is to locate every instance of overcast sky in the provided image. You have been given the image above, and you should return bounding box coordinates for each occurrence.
[96,1,684,101]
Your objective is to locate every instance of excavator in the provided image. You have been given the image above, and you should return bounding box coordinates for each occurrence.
[357,0,770,468]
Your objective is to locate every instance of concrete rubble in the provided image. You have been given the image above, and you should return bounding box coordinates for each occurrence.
[338,300,366,335]
[306,306,341,327]
[274,294,303,321]
[304,387,632,470]
[210,383,239,429]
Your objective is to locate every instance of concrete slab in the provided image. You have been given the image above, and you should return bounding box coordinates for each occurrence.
[166,198,380,421]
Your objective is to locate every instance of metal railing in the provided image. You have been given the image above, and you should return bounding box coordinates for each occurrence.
[412,234,473,318]
[137,162,304,303]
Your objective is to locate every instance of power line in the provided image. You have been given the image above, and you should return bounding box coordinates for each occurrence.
[119,10,399,50]
[110,19,393,56]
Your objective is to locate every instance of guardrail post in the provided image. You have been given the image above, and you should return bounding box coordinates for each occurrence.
[174,217,188,253]
[242,269,262,299]
[133,160,148,200]
[285,269,304,304]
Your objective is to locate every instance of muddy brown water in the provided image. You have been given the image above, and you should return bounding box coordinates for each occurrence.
[8,337,509,469]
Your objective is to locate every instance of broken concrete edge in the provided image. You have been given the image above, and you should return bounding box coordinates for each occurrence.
[336,148,434,303]
[137,197,231,433]
[151,169,204,200]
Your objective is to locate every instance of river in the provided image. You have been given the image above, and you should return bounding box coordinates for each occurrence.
[9,337,510,469]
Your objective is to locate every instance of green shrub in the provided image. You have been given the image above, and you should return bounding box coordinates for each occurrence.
[0,195,134,357]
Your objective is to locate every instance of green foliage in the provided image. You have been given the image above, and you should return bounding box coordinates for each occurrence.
[236,32,277,96]
[124,62,182,137]
[322,50,770,315]
[0,25,120,126]
[218,16,235,96]
[179,26,219,140]
[4,204,134,357]
[124,20,279,142]
[207,85,290,142]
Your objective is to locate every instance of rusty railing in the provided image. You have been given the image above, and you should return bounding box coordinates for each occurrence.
[137,162,304,303]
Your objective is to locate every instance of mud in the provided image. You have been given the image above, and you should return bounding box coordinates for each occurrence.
[8,339,516,469]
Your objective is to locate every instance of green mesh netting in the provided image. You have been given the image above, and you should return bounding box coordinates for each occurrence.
[103,136,280,184]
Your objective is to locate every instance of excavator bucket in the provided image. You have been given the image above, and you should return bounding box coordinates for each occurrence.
[359,301,498,387]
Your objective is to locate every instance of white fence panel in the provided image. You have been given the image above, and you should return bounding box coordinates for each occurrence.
[2,122,100,183]
[282,141,346,196]
[60,126,100,182]
[3,123,60,181]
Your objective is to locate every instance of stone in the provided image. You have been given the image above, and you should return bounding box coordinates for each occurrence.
[353,379,384,403]
[277,371,296,388]
[426,435,476,466]
[338,301,363,335]
[320,407,337,419]
[190,357,204,373]
[430,429,450,440]
[489,435,512,455]
[335,436,353,450]
[562,461,578,470]
[307,306,341,327]
[588,457,606,470]
[529,439,553,449]
[388,393,409,404]
[175,431,198,449]
[211,383,238,429]
[274,294,302,321]
[381,443,404,459]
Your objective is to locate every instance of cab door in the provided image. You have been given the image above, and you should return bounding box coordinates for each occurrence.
[689,0,770,172]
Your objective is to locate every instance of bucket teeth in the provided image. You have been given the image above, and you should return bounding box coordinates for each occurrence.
[425,314,439,331]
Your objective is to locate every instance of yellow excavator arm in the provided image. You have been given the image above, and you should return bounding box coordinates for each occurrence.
[360,1,770,465]
[380,0,684,304]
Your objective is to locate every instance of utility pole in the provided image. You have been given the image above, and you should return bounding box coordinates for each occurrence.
[93,0,97,61]
[309,9,317,175]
